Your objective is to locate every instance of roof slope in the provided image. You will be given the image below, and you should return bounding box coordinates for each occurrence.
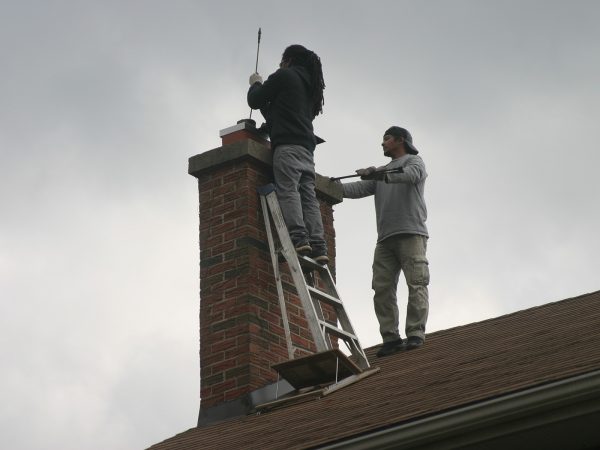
[149,290,600,450]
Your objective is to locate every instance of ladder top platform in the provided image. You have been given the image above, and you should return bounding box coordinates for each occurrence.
[271,349,363,390]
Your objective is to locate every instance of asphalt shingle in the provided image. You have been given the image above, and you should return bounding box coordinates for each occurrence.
[149,290,600,450]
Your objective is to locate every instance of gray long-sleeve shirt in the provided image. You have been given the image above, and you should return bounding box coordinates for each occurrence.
[342,154,428,242]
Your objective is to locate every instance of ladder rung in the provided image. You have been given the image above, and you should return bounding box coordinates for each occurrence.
[297,255,328,271]
[307,286,343,307]
[320,321,359,342]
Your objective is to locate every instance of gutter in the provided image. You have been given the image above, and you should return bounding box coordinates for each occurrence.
[318,369,600,450]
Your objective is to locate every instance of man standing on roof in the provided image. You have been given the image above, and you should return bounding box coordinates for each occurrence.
[247,44,329,264]
[341,126,429,357]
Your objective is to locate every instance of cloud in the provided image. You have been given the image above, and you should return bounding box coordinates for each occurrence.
[1,1,599,449]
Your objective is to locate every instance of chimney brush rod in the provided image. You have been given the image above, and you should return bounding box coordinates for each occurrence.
[255,27,262,73]
[249,27,262,121]
[329,167,404,182]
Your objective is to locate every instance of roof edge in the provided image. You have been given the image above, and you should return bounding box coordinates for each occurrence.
[319,369,600,450]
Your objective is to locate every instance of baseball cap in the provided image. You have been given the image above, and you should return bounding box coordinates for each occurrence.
[384,126,419,155]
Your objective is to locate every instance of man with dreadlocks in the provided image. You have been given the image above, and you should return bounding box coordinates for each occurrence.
[247,44,328,263]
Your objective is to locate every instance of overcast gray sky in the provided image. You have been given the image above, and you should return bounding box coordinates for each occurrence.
[1,1,599,449]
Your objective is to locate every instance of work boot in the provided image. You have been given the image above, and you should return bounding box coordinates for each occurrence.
[294,240,312,255]
[311,246,329,264]
[314,254,329,264]
[376,338,404,357]
[405,336,424,350]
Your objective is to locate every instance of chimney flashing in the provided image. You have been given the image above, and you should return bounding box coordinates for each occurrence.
[197,378,294,427]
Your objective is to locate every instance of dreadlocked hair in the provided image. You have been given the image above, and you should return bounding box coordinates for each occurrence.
[282,44,325,117]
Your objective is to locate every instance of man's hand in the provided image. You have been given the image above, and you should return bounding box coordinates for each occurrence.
[249,72,263,85]
[356,167,376,177]
[356,166,385,181]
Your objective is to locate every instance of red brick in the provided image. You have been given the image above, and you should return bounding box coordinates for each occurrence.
[210,337,237,354]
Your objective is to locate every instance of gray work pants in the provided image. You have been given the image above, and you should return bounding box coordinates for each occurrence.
[272,144,326,250]
[372,234,429,342]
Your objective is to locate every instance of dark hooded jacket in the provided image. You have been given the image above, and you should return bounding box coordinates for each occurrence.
[247,66,317,152]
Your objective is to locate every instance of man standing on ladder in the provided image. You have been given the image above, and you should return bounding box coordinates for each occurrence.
[340,126,430,357]
[247,44,329,264]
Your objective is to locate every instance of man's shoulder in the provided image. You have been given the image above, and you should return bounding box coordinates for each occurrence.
[388,154,423,167]
[268,67,296,82]
[404,154,426,166]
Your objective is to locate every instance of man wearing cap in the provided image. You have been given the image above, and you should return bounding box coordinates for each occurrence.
[341,126,429,357]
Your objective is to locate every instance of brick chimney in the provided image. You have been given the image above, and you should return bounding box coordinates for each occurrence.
[189,120,343,424]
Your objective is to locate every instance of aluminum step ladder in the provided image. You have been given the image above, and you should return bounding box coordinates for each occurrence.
[257,184,370,370]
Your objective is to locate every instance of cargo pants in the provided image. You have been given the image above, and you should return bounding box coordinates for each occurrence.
[372,233,429,342]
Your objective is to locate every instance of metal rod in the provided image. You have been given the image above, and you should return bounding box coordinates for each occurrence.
[249,27,262,120]
[255,27,262,72]
[329,167,404,182]
[329,174,363,181]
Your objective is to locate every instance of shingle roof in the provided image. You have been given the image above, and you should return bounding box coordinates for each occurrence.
[149,290,600,450]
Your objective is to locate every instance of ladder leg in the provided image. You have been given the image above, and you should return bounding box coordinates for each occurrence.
[264,192,329,352]
[311,296,333,349]
[260,196,294,359]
